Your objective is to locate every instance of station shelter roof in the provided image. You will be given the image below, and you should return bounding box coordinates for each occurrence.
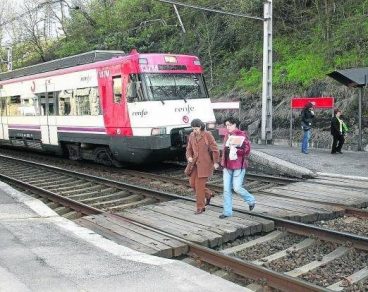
[327,67,368,87]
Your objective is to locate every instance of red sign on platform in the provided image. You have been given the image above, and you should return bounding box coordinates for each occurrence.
[291,97,334,109]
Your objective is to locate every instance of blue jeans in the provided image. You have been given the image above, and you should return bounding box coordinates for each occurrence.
[301,129,311,153]
[222,168,255,216]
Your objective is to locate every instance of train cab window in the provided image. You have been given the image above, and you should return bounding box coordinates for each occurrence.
[142,73,207,101]
[127,74,145,102]
[112,76,122,103]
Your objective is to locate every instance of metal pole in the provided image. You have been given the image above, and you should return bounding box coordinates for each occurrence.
[358,87,363,151]
[173,4,186,33]
[6,47,12,71]
[289,108,293,147]
[261,0,272,144]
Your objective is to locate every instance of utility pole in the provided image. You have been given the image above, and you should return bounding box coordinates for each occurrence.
[261,0,272,143]
[6,47,13,71]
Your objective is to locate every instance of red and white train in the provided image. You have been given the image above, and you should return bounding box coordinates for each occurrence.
[0,50,217,165]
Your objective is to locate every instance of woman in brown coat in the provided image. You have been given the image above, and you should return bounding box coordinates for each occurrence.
[186,119,220,214]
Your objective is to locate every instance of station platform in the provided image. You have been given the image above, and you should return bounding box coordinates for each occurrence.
[0,182,248,292]
[250,144,368,179]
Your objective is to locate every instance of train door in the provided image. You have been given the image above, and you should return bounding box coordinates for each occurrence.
[0,97,5,139]
[39,81,58,145]
[98,65,132,136]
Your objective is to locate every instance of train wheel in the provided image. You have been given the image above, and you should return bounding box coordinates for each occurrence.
[66,144,82,160]
[93,147,122,167]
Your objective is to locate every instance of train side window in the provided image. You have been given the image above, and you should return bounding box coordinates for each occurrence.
[7,95,21,116]
[58,90,72,116]
[112,75,122,103]
[75,87,91,115]
[20,97,37,116]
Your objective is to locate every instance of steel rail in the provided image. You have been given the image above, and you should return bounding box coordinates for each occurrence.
[0,154,187,202]
[0,173,101,216]
[234,208,368,252]
[186,246,328,292]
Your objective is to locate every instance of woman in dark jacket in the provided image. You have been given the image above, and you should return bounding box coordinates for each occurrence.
[186,119,220,214]
[219,117,255,219]
[331,108,345,154]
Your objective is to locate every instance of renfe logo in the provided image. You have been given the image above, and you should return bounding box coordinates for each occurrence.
[98,70,110,78]
[132,109,148,117]
[175,105,194,114]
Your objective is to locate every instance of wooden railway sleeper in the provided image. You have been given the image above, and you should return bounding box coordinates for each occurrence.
[62,185,103,196]
[26,176,73,186]
[48,181,92,192]
[79,190,129,204]
[91,194,145,208]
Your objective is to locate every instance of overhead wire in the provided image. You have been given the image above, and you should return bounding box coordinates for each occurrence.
[155,0,265,21]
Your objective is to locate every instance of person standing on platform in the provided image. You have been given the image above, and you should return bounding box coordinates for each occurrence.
[219,117,255,219]
[301,102,315,154]
[185,119,220,214]
[331,108,347,154]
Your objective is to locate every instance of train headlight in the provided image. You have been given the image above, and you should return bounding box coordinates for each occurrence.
[206,122,216,130]
[151,127,166,135]
[164,56,177,63]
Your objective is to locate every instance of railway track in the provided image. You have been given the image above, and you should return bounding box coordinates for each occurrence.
[1,154,368,291]
[0,155,181,219]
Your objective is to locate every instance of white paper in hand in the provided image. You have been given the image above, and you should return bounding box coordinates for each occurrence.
[226,135,245,147]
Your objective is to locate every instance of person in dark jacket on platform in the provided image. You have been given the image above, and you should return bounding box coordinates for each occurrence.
[330,108,346,154]
[186,119,220,214]
[219,117,255,219]
[301,102,315,154]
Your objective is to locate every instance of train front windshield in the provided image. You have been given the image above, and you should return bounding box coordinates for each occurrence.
[142,73,208,101]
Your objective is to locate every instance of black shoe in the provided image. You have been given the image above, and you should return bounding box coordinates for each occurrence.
[331,151,336,154]
[219,214,229,219]
[205,194,214,206]
[337,151,343,154]
[249,203,256,211]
